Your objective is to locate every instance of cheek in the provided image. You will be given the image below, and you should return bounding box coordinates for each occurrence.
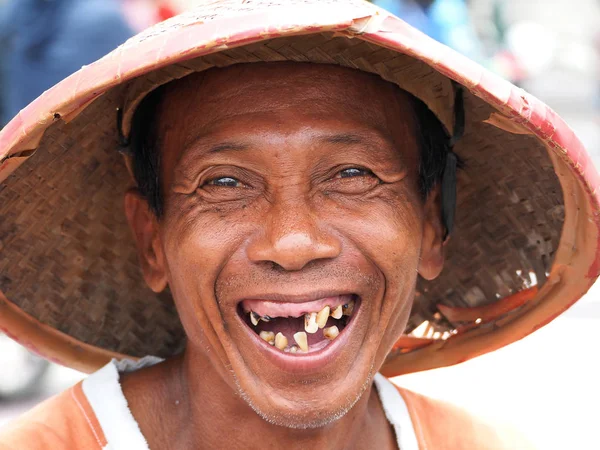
[323,186,422,352]
[324,185,423,271]
[159,197,255,339]
[162,195,253,269]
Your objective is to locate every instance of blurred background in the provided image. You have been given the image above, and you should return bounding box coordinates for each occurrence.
[0,0,599,449]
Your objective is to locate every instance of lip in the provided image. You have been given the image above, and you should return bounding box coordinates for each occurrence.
[237,295,362,374]
[234,289,359,304]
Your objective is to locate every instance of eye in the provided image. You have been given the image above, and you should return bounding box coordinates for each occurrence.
[206,177,241,187]
[338,167,375,178]
[324,166,381,196]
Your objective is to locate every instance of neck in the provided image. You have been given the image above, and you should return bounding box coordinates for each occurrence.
[122,347,395,450]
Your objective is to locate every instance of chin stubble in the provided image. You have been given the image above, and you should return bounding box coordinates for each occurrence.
[231,364,375,430]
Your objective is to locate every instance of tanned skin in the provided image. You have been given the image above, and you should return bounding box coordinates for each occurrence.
[121,63,445,450]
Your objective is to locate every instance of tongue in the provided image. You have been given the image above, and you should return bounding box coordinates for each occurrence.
[255,317,340,346]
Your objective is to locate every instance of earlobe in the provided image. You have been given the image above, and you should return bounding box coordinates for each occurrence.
[418,187,446,281]
[124,189,168,292]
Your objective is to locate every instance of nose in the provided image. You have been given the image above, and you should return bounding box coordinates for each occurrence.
[246,199,342,271]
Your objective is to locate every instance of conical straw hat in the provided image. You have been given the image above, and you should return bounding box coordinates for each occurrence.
[0,0,598,375]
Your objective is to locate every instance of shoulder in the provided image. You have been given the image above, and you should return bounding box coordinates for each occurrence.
[388,380,536,449]
[0,382,107,450]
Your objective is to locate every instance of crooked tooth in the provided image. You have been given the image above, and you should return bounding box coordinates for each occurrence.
[316,306,330,329]
[323,325,339,340]
[331,305,343,319]
[275,332,288,350]
[304,312,318,334]
[250,311,260,326]
[293,331,308,352]
[342,300,355,316]
[259,331,275,345]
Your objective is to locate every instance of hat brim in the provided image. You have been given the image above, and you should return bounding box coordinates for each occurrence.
[0,0,598,375]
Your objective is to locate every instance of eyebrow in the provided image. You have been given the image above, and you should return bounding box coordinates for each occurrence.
[186,131,395,160]
[320,132,399,154]
[321,133,368,146]
[175,140,250,178]
[207,141,250,154]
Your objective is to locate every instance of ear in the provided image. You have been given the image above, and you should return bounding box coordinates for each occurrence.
[124,188,168,292]
[418,185,446,281]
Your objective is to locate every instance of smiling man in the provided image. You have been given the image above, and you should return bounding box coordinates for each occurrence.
[0,1,598,449]
[120,63,443,447]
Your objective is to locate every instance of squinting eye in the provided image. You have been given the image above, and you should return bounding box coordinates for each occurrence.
[207,177,240,187]
[339,168,373,178]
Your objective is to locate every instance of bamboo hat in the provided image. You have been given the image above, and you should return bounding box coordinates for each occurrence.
[0,0,598,376]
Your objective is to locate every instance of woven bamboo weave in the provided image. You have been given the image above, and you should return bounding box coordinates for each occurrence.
[0,29,563,358]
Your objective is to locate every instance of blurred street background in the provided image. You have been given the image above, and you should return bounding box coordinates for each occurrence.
[1,0,599,449]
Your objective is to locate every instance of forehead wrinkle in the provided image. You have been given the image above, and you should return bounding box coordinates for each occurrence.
[155,63,422,188]
[159,62,414,129]
[161,66,408,137]
[172,100,413,163]
[167,64,398,126]
[198,63,362,99]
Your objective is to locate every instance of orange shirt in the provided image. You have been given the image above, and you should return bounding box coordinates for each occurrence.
[0,362,534,449]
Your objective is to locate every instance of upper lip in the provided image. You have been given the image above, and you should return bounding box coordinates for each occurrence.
[233,289,358,305]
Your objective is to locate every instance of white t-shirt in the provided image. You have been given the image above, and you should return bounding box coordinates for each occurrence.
[81,358,418,450]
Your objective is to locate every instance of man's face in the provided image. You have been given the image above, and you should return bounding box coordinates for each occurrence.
[127,63,444,428]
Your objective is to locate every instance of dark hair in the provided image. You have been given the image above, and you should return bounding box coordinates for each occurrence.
[411,95,452,200]
[128,85,451,218]
[129,84,166,217]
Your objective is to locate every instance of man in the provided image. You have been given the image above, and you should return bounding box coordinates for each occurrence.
[0,0,597,448]
[121,63,443,448]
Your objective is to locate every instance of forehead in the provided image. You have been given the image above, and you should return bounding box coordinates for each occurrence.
[155,63,418,145]
[149,63,423,187]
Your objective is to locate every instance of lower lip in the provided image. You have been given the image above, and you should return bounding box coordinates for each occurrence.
[239,298,362,374]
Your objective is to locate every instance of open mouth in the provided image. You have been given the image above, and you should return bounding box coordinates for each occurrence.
[238,294,359,354]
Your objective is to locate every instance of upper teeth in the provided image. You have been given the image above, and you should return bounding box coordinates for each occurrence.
[316,306,330,328]
[304,312,319,334]
[248,298,356,352]
[342,302,354,316]
[331,305,343,319]
[249,300,355,328]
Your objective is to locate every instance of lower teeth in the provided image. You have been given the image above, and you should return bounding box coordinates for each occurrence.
[248,298,356,353]
[275,332,288,350]
[259,331,275,345]
[293,331,309,352]
[256,318,348,353]
[323,326,339,340]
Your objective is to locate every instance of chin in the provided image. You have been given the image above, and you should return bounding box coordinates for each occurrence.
[235,368,375,430]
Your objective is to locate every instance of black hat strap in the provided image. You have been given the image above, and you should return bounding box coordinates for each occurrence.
[116,107,131,150]
[442,83,465,240]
